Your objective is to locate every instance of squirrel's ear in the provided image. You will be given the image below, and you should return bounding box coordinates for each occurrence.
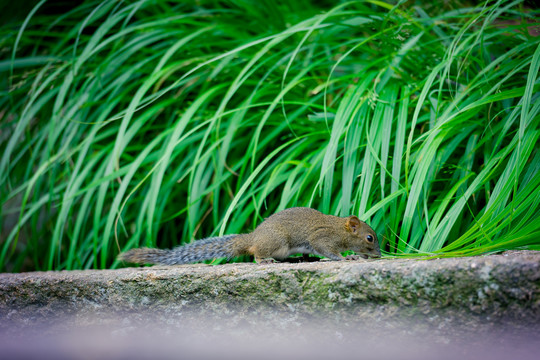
[346,216,361,233]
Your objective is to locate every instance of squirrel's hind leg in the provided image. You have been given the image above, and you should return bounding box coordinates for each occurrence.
[248,233,289,264]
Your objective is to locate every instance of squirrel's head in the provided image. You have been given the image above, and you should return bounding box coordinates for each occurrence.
[345,215,381,258]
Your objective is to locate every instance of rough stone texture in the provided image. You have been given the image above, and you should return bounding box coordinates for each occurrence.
[0,251,540,360]
[1,251,539,359]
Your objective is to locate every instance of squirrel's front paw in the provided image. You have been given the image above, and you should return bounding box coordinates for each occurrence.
[345,254,368,260]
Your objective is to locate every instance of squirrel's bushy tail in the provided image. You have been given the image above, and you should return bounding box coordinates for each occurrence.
[119,235,239,265]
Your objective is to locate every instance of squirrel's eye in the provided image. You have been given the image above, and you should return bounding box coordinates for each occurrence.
[366,235,374,243]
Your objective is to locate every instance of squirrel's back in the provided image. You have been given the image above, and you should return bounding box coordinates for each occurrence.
[255,207,342,239]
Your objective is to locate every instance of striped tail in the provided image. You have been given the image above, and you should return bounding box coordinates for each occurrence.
[119,235,239,265]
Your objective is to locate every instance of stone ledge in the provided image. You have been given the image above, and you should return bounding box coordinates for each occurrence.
[1,251,539,309]
[1,250,539,326]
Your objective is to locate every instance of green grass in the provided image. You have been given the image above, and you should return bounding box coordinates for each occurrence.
[1,0,539,272]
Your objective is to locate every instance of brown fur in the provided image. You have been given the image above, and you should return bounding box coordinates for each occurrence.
[118,207,380,265]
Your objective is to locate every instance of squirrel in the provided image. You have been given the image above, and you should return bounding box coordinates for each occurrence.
[118,207,381,265]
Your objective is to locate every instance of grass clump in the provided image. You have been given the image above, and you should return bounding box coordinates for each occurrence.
[1,0,539,271]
